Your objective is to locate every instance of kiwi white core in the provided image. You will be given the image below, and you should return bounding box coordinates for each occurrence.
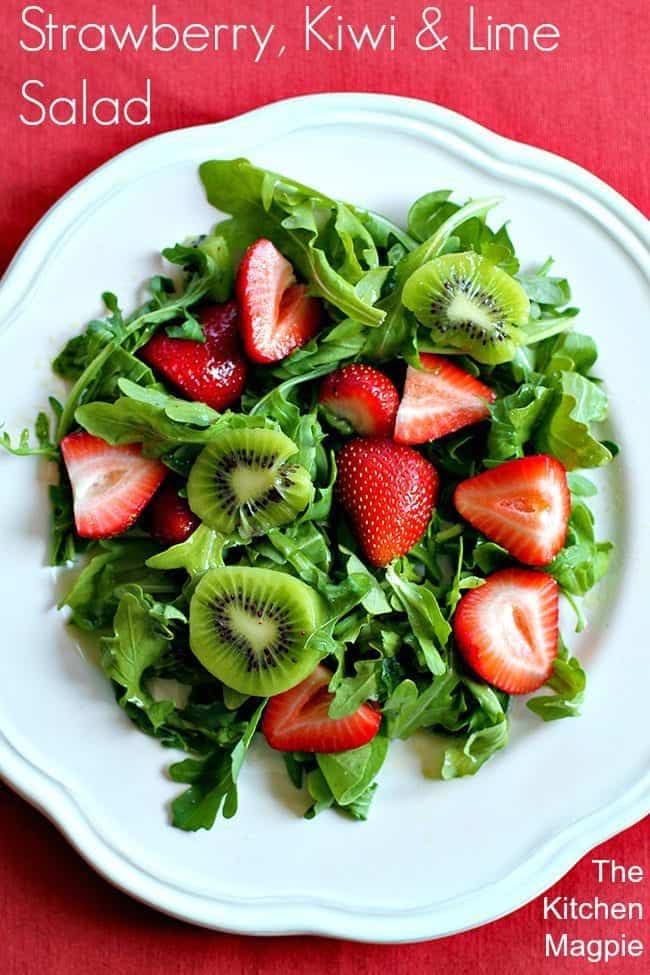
[230,466,277,503]
[446,292,494,331]
[227,604,278,655]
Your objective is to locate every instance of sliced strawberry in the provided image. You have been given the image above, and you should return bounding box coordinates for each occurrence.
[319,364,399,437]
[236,238,322,363]
[140,300,247,411]
[454,568,559,694]
[150,480,199,545]
[61,431,167,539]
[394,354,495,444]
[454,455,570,566]
[336,438,438,567]
[261,664,381,753]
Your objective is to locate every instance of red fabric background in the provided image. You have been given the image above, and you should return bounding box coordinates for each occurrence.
[0,0,648,970]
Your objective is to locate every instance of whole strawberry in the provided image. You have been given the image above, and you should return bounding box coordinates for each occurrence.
[336,438,439,567]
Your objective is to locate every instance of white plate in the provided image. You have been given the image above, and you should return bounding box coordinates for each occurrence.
[0,94,648,943]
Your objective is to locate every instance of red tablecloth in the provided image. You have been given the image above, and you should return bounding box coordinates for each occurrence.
[1,1,648,970]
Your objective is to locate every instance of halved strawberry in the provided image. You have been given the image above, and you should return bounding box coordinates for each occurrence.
[336,438,438,567]
[140,300,247,411]
[454,455,570,566]
[150,480,199,545]
[319,364,399,437]
[60,431,167,539]
[394,354,495,444]
[261,664,381,753]
[453,568,559,694]
[236,238,322,363]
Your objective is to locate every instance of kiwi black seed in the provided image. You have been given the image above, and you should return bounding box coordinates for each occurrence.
[187,427,314,537]
[189,566,325,695]
[402,252,530,364]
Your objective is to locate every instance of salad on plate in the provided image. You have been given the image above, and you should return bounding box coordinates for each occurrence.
[1,160,616,830]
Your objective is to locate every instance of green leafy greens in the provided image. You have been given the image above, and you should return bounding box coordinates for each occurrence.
[0,159,616,830]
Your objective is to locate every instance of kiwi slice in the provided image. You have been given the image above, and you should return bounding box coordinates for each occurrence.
[187,428,313,537]
[402,252,530,364]
[190,566,325,695]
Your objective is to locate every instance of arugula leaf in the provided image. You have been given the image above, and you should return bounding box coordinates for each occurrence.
[407,191,519,272]
[344,784,379,820]
[344,553,391,615]
[534,371,613,470]
[146,525,225,578]
[1,410,59,460]
[247,373,329,478]
[566,472,598,497]
[55,242,228,440]
[256,521,331,575]
[76,397,212,452]
[304,767,336,818]
[536,331,598,378]
[165,311,205,342]
[407,190,454,241]
[49,478,83,565]
[527,639,586,720]
[328,657,382,719]
[200,158,386,326]
[471,539,510,575]
[441,719,509,778]
[75,384,265,455]
[317,735,388,806]
[118,379,222,426]
[486,384,553,464]
[445,538,485,614]
[53,292,127,386]
[487,349,612,472]
[170,700,265,830]
[62,539,174,630]
[92,348,157,402]
[384,673,462,739]
[101,588,177,709]
[282,752,306,789]
[164,234,234,304]
[547,501,612,629]
[0,408,77,565]
[518,260,572,307]
[462,676,509,726]
[53,333,95,380]
[385,565,450,675]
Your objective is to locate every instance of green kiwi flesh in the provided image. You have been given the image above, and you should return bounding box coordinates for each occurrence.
[187,427,313,537]
[402,252,530,364]
[189,566,325,695]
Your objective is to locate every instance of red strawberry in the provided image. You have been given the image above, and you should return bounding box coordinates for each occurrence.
[261,665,381,753]
[336,438,438,567]
[60,431,167,539]
[394,354,495,444]
[454,455,570,566]
[319,364,399,437]
[453,568,559,694]
[140,300,247,411]
[150,480,199,545]
[236,238,322,363]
